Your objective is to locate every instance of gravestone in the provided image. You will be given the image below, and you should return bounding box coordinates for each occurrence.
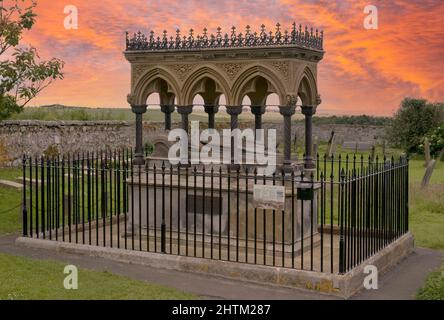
[357,142,373,151]
[424,137,431,167]
[313,136,318,161]
[439,147,444,162]
[342,141,374,152]
[150,136,173,158]
[292,131,298,152]
[276,141,282,154]
[382,140,387,157]
[421,159,436,189]
[326,130,336,159]
[370,145,376,163]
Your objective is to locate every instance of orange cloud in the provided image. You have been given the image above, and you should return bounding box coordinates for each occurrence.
[12,0,443,116]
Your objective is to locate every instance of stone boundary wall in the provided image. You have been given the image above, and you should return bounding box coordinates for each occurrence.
[0,120,386,164]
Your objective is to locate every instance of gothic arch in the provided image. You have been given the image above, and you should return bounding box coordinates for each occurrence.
[232,65,287,106]
[295,66,318,106]
[182,66,232,106]
[132,67,181,105]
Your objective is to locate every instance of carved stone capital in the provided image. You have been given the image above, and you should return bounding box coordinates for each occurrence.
[226,106,243,116]
[160,105,176,114]
[250,105,266,116]
[279,105,296,117]
[316,94,322,106]
[176,105,193,115]
[301,105,317,116]
[204,105,220,114]
[131,104,147,114]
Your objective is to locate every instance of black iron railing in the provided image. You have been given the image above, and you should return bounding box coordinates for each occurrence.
[21,150,409,274]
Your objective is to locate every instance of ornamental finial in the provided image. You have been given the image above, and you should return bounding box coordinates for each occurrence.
[125,23,324,51]
[231,26,236,37]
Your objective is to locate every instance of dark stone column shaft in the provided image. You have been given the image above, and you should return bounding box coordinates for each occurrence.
[131,104,148,165]
[250,105,266,130]
[161,105,175,131]
[226,106,243,166]
[301,106,317,169]
[177,105,193,134]
[227,106,242,130]
[279,106,296,165]
[204,105,219,129]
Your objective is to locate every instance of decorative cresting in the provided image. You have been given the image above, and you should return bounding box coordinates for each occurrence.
[126,23,324,52]
[125,22,325,169]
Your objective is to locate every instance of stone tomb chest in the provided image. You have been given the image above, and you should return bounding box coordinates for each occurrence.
[127,168,319,255]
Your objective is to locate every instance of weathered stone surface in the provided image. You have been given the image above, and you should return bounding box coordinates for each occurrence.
[15,232,414,298]
[342,141,374,151]
[0,120,386,164]
[127,175,319,251]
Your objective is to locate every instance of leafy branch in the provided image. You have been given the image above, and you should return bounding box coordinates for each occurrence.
[0,0,64,120]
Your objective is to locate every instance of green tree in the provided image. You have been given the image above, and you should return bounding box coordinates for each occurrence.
[387,98,444,154]
[419,126,444,159]
[0,0,64,120]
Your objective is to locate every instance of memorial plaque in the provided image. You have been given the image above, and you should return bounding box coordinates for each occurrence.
[252,185,285,210]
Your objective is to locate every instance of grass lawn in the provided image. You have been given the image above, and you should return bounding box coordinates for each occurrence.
[0,254,195,300]
[0,170,198,300]
[0,168,22,234]
[416,264,444,300]
[408,156,444,250]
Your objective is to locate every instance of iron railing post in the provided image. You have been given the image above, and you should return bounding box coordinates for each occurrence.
[351,169,357,268]
[22,155,28,237]
[406,157,409,232]
[161,161,166,253]
[339,169,346,274]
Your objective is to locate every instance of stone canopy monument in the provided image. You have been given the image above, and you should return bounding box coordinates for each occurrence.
[125,23,324,170]
[123,23,325,257]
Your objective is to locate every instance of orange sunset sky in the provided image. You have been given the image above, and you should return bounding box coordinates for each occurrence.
[13,0,444,116]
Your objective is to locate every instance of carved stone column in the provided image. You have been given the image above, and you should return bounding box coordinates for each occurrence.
[131,104,148,165]
[160,105,175,131]
[226,106,243,130]
[204,105,219,130]
[301,105,317,170]
[176,105,193,134]
[279,105,296,168]
[226,106,243,167]
[250,105,266,139]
